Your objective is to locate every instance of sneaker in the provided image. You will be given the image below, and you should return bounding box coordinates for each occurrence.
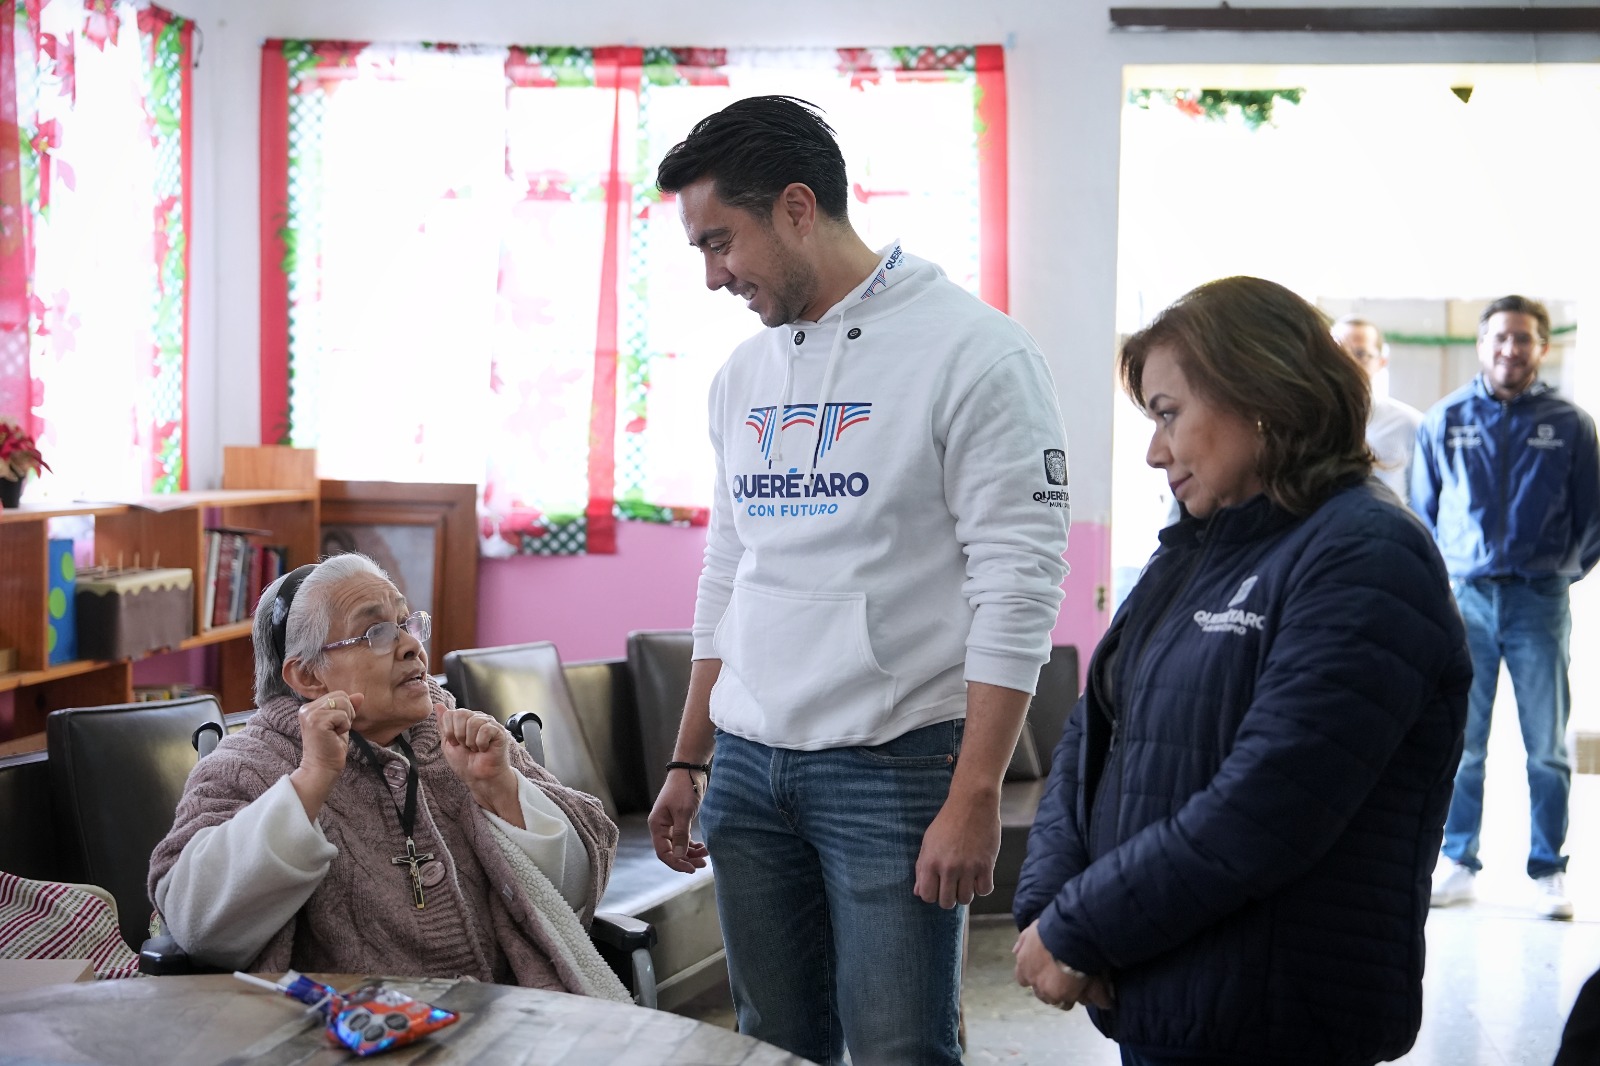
[1430,862,1476,907]
[1535,873,1574,920]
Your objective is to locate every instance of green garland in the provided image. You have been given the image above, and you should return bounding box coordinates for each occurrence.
[1127,88,1305,130]
[1386,323,1577,347]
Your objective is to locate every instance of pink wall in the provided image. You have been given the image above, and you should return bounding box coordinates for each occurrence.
[131,647,211,689]
[476,518,1111,689]
[476,521,707,663]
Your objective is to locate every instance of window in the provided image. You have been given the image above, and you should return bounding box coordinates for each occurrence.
[1,1,194,499]
[263,43,1006,554]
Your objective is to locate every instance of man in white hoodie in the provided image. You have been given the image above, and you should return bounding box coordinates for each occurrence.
[646,96,1070,1065]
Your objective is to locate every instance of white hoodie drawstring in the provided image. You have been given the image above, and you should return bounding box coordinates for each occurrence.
[808,308,850,476]
[778,240,898,472]
[774,345,796,465]
[776,313,847,471]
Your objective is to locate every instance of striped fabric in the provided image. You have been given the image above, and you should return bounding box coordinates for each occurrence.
[0,873,142,980]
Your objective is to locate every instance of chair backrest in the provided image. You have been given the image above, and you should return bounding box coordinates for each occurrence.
[45,695,225,949]
[1028,645,1080,778]
[443,642,617,818]
[625,630,694,803]
[561,658,648,815]
[0,749,59,881]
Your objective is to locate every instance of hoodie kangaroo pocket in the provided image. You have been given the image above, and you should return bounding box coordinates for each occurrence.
[713,581,897,739]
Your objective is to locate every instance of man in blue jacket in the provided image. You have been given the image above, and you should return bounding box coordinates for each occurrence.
[1412,294,1600,920]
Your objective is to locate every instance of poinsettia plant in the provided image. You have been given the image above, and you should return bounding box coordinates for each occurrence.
[0,417,51,481]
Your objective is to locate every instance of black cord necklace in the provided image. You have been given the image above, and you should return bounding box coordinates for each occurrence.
[349,730,432,910]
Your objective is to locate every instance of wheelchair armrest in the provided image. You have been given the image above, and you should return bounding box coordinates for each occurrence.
[191,721,224,757]
[505,711,546,765]
[138,932,197,976]
[589,911,659,1008]
[590,910,656,953]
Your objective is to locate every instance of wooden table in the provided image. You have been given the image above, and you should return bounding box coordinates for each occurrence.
[0,973,814,1065]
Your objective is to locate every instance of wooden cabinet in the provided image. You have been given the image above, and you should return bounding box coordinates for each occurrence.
[0,447,318,743]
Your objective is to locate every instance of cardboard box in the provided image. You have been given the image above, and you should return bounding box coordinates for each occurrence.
[75,567,194,660]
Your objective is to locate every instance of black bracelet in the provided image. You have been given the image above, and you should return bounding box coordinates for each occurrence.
[666,760,711,774]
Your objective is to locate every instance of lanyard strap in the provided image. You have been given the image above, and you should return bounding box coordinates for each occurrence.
[348,729,418,838]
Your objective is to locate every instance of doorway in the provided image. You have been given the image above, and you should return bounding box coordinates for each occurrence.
[1111,61,1600,730]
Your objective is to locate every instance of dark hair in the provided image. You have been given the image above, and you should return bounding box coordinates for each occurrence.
[1479,294,1550,343]
[656,95,850,222]
[1119,276,1372,517]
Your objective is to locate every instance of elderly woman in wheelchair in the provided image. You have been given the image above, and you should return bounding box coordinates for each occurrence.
[148,553,625,998]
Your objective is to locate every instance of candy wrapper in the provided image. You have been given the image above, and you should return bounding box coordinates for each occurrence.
[329,981,460,1056]
[235,971,459,1056]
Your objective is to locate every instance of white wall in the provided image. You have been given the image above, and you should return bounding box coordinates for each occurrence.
[179,0,1597,539]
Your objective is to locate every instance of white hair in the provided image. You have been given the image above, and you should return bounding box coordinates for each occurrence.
[251,553,392,706]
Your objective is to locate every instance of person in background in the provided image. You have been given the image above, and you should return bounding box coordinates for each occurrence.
[646,95,1071,1065]
[1015,276,1470,1066]
[1413,294,1600,920]
[149,553,625,998]
[1332,314,1422,500]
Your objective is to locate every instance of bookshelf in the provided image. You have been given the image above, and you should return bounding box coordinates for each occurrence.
[0,447,319,742]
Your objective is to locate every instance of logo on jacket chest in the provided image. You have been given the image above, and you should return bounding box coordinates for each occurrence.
[734,401,873,519]
[1528,423,1566,450]
[1193,575,1266,635]
[1448,425,1484,450]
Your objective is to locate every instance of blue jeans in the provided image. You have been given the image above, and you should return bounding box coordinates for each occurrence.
[1443,576,1573,879]
[698,720,966,1066]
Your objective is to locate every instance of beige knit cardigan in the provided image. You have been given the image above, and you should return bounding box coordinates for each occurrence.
[148,688,618,992]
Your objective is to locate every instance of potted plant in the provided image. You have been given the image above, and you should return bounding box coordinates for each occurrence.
[0,416,50,508]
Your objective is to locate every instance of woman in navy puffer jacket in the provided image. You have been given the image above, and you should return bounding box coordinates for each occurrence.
[1014,277,1471,1066]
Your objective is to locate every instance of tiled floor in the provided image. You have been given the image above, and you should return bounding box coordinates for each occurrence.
[679,682,1600,1064]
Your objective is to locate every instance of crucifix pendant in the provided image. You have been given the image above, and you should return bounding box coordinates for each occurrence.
[392,836,435,910]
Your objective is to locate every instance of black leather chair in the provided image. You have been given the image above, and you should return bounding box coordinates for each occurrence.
[624,630,694,804]
[983,643,1079,915]
[137,701,659,1004]
[445,637,724,1012]
[494,710,657,1005]
[0,747,58,883]
[45,695,225,949]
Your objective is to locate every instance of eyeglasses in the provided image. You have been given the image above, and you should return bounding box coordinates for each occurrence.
[320,611,432,655]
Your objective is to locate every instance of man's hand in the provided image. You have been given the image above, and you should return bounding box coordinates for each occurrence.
[648,769,710,873]
[914,681,1028,907]
[913,790,1000,907]
[1013,920,1113,1011]
[435,704,522,825]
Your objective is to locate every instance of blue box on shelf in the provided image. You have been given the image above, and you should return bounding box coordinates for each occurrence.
[47,538,78,665]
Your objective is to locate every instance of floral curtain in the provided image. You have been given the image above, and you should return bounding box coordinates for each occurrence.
[1,0,193,498]
[261,43,1005,554]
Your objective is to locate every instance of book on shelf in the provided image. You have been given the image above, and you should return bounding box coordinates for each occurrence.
[204,526,273,630]
[210,532,240,629]
[201,530,221,631]
[231,538,252,625]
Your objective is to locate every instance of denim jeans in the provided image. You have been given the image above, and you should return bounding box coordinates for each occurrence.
[1442,576,1573,879]
[698,720,966,1066]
